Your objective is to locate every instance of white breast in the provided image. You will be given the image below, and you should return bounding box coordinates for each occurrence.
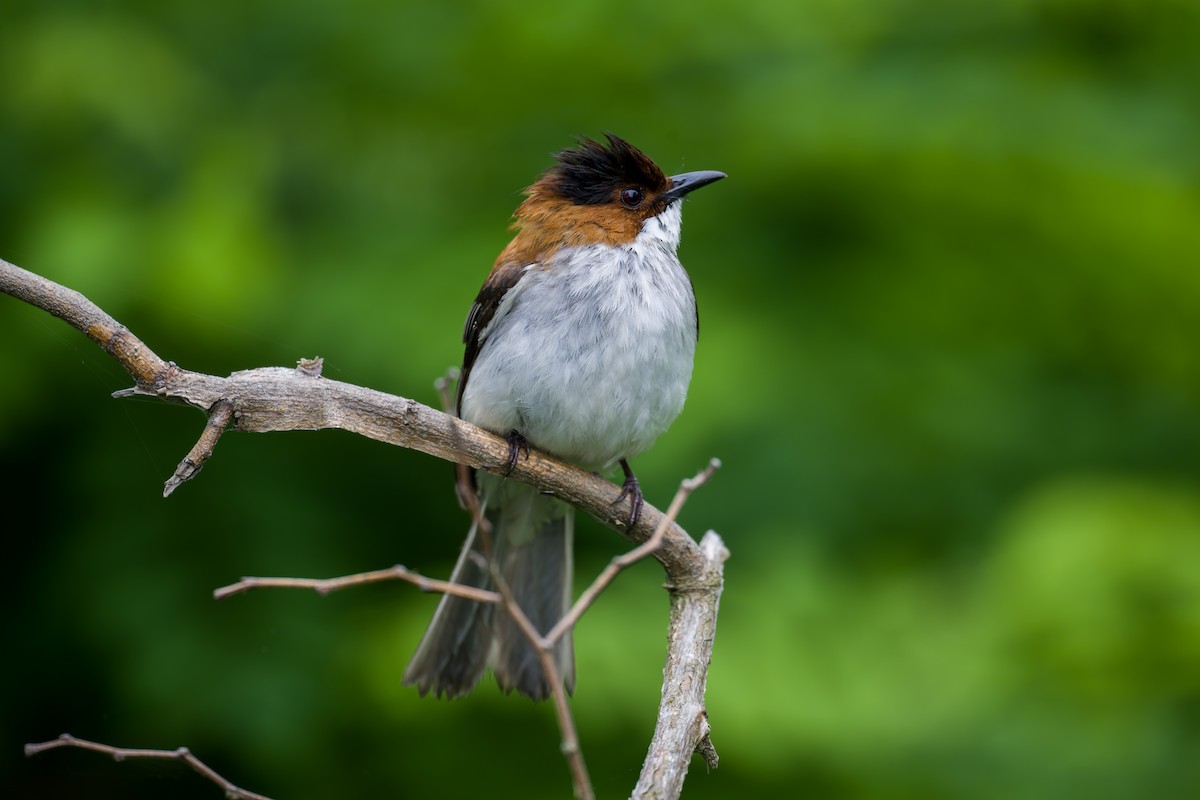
[460,204,697,470]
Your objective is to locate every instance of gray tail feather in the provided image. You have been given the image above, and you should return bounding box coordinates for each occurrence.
[401,515,495,699]
[493,510,575,699]
[402,485,575,700]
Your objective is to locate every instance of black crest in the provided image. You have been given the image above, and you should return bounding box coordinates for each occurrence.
[545,133,668,205]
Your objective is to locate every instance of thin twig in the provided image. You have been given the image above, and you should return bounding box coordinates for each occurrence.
[213,565,501,604]
[433,367,459,413]
[545,458,721,646]
[24,734,272,800]
[437,366,491,538]
[488,567,594,800]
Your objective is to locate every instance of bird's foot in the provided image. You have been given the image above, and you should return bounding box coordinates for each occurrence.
[504,430,530,475]
[613,458,644,529]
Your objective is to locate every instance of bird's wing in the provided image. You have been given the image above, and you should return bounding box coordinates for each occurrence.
[457,259,529,414]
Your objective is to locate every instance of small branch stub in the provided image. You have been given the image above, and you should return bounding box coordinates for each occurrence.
[296,356,324,377]
[163,399,235,497]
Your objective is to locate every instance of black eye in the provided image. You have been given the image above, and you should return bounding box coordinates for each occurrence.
[620,187,644,209]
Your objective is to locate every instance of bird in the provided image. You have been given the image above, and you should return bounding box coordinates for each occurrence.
[402,133,724,700]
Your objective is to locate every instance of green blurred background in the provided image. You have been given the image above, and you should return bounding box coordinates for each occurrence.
[3,0,1199,797]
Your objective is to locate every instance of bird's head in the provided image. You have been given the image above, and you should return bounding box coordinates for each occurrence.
[501,134,725,262]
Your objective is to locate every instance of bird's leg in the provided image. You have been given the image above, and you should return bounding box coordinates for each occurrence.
[504,430,531,475]
[613,458,644,529]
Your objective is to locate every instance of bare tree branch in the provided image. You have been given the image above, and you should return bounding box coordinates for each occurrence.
[632,530,729,799]
[2,257,729,800]
[25,734,273,800]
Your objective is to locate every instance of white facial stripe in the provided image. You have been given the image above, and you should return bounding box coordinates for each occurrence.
[639,201,683,249]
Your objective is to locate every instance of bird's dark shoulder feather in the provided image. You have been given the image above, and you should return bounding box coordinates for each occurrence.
[457,260,525,412]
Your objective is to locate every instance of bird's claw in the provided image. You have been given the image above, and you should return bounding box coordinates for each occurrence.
[614,459,644,528]
[504,430,530,475]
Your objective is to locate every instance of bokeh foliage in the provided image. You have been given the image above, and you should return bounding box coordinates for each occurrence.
[3,0,1199,797]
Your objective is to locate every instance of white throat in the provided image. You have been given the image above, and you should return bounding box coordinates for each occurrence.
[639,200,684,249]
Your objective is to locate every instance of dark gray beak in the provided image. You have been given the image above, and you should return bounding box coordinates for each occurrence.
[662,170,726,203]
